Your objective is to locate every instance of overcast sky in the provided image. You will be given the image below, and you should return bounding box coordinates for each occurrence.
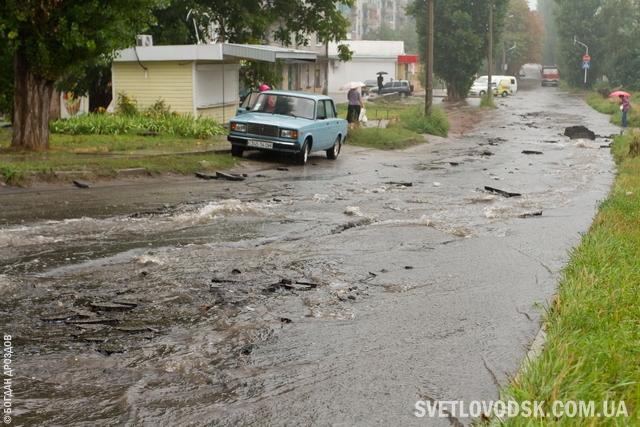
[527,0,536,9]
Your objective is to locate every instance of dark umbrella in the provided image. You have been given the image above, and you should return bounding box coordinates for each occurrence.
[376,71,389,75]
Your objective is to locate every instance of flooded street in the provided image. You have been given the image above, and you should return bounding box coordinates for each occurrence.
[0,75,618,426]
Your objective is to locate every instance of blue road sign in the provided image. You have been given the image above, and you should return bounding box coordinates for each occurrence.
[582,61,590,69]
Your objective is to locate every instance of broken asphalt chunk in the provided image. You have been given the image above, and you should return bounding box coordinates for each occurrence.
[195,172,218,180]
[484,186,521,198]
[518,211,542,218]
[522,150,543,155]
[564,125,595,140]
[216,171,246,181]
[73,180,90,188]
[387,181,413,186]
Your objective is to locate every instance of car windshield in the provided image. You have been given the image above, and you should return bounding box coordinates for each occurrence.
[252,94,315,120]
[474,77,488,85]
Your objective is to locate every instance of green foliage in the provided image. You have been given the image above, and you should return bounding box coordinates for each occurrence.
[395,105,450,137]
[586,90,639,128]
[239,60,284,92]
[367,21,419,54]
[553,0,640,90]
[538,0,558,65]
[345,127,423,150]
[480,92,497,108]
[0,0,165,82]
[116,93,139,117]
[500,0,544,75]
[50,102,225,139]
[408,0,510,100]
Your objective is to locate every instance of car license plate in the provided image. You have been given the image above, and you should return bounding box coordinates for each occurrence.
[248,140,273,149]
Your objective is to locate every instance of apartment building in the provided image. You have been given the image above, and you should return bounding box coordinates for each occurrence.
[340,0,409,40]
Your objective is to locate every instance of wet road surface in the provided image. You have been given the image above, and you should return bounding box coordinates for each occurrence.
[0,75,618,426]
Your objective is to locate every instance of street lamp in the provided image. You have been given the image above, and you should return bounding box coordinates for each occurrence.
[501,15,514,73]
[574,35,588,84]
[501,42,516,73]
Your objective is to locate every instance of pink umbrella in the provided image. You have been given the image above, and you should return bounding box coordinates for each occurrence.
[610,91,630,97]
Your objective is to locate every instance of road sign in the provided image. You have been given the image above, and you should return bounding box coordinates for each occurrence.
[582,61,590,69]
[583,55,591,62]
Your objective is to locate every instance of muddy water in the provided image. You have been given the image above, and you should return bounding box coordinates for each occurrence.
[0,75,618,426]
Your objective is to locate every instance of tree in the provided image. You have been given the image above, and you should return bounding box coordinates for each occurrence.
[1,0,164,151]
[500,0,544,76]
[554,0,603,87]
[366,21,419,54]
[408,0,509,101]
[149,0,354,90]
[538,0,558,65]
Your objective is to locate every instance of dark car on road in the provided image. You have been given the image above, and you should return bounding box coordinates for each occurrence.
[362,79,378,95]
[369,80,414,97]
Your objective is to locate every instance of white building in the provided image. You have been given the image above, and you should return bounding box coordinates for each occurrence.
[326,40,406,93]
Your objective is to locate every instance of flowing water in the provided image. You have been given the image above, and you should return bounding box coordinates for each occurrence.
[0,73,618,426]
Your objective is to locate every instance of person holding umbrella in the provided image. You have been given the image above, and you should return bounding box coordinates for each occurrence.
[377,74,384,92]
[620,94,631,127]
[347,83,365,129]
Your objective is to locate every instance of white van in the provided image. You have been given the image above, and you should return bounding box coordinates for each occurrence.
[469,75,517,96]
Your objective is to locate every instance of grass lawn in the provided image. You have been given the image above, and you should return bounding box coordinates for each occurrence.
[0,128,236,185]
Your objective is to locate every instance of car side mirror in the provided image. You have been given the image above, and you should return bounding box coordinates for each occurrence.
[245,107,250,111]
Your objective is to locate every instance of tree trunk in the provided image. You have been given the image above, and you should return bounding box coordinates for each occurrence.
[446,78,463,101]
[11,49,55,151]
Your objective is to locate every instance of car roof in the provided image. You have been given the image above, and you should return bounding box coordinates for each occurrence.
[260,90,332,101]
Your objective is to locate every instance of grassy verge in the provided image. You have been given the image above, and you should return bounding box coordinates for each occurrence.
[338,102,451,150]
[0,127,235,185]
[488,117,640,426]
[587,91,639,127]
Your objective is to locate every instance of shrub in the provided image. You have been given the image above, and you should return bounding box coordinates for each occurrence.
[116,92,138,116]
[395,105,450,137]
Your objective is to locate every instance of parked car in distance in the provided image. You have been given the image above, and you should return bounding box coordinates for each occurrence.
[541,66,559,86]
[492,77,513,97]
[369,80,414,97]
[469,75,517,96]
[228,91,348,165]
[362,79,378,95]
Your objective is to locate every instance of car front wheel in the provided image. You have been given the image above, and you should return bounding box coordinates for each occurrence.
[326,136,341,160]
[296,140,310,165]
[231,145,244,157]
[501,91,508,97]
[479,90,486,96]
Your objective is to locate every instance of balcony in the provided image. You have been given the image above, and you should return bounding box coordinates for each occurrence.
[396,8,405,18]
[362,2,376,12]
[362,17,378,27]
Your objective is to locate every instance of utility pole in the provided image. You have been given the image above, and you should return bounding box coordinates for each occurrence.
[425,0,434,115]
[574,36,589,85]
[487,0,493,97]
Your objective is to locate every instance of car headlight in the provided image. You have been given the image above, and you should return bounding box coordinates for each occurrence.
[280,129,298,139]
[230,123,247,132]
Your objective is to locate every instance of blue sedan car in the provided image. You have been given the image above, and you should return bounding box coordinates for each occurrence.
[227,91,348,165]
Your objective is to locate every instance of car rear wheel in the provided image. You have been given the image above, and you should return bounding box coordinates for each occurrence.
[479,90,486,96]
[296,140,310,165]
[231,145,244,157]
[326,136,341,160]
